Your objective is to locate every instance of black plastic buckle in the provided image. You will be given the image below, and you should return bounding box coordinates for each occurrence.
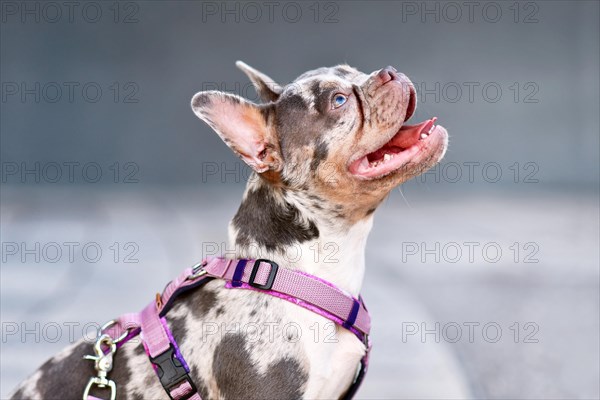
[149,344,197,400]
[248,259,279,290]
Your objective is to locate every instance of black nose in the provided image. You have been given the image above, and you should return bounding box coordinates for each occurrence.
[377,66,398,84]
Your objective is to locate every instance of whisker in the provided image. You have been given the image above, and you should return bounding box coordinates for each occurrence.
[398,186,412,209]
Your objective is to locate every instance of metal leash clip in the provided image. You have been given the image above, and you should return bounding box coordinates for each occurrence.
[82,333,117,400]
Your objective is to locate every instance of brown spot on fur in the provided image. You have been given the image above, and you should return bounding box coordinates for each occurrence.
[275,88,340,173]
[212,333,307,399]
[133,342,145,356]
[168,314,188,342]
[233,185,319,252]
[178,288,218,321]
[310,140,329,172]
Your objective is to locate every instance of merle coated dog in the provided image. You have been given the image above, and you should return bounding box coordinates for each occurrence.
[10,62,448,399]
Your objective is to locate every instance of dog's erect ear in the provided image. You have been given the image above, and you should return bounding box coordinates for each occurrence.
[191,91,281,173]
[236,61,283,103]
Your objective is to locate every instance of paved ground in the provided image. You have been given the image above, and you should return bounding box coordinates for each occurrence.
[1,185,598,399]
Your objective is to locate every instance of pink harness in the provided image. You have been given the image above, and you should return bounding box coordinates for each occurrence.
[83,256,371,400]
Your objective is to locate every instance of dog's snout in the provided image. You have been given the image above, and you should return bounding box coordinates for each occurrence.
[376,66,398,84]
[373,66,416,121]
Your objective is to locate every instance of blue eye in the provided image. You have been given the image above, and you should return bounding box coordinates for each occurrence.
[333,94,348,108]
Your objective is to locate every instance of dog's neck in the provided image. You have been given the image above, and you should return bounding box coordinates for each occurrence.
[228,177,373,297]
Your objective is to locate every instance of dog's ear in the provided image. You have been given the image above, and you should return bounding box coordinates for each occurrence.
[191,91,281,173]
[236,61,283,103]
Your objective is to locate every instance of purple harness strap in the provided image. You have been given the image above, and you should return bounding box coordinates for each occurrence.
[94,257,371,400]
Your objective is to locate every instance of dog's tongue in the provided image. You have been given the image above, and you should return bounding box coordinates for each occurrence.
[392,118,437,148]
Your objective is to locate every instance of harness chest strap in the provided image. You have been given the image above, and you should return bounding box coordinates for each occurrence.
[204,258,371,337]
[91,257,371,400]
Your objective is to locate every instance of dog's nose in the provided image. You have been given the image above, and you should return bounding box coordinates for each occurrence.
[377,66,398,84]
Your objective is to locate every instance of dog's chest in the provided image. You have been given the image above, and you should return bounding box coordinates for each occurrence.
[12,275,366,400]
[164,279,366,398]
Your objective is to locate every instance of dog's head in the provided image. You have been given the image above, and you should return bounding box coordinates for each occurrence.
[192,62,448,222]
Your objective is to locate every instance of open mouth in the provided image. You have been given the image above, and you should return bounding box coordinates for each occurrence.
[349,117,442,179]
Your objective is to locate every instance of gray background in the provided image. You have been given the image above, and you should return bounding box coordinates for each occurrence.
[1,1,599,399]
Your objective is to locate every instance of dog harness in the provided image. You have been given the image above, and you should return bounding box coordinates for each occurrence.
[83,256,371,400]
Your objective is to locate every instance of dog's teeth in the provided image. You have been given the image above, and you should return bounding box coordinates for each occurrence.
[428,125,435,133]
[420,133,428,139]
[384,154,391,162]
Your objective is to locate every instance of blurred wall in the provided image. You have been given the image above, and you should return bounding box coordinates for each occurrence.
[1,0,598,188]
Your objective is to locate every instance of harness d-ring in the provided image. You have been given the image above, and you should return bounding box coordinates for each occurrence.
[99,320,129,344]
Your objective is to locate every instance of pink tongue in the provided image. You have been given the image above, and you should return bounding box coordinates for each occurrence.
[392,118,436,148]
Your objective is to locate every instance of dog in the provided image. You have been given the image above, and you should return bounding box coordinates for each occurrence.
[10,62,448,399]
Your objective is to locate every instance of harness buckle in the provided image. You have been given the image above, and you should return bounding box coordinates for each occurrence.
[149,344,197,400]
[248,259,279,290]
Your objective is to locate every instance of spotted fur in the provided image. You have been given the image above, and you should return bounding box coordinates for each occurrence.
[10,62,448,400]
